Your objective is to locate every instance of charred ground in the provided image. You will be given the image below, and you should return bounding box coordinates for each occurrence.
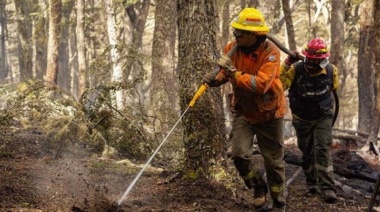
[0,134,379,212]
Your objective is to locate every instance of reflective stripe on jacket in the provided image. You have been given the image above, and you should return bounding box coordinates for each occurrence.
[215,40,286,124]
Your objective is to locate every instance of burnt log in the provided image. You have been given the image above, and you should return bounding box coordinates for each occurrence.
[284,149,378,183]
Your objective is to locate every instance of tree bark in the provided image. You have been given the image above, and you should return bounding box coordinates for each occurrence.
[330,0,347,97]
[150,0,177,138]
[357,0,376,138]
[45,0,62,85]
[76,0,86,99]
[14,0,33,81]
[32,0,47,80]
[57,0,74,91]
[0,2,9,82]
[177,0,226,178]
[105,0,123,109]
[367,0,380,147]
[123,0,150,80]
[281,0,296,50]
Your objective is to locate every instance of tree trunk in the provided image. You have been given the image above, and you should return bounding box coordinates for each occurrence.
[45,0,62,85]
[329,0,347,129]
[367,0,380,147]
[76,0,86,99]
[32,0,47,80]
[0,2,9,82]
[330,0,347,97]
[220,0,234,136]
[123,0,150,80]
[57,0,74,91]
[150,0,177,139]
[357,0,376,137]
[177,0,226,178]
[281,0,296,50]
[14,0,33,81]
[105,0,123,109]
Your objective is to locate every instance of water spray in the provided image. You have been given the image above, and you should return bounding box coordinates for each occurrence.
[117,106,190,205]
[117,45,237,206]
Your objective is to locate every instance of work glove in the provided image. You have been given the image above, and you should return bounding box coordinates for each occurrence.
[217,54,239,79]
[202,72,219,87]
[217,54,236,71]
[284,50,303,66]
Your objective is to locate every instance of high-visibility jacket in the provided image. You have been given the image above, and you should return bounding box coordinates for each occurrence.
[214,40,286,124]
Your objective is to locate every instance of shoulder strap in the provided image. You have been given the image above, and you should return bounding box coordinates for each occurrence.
[293,61,304,82]
[325,63,334,86]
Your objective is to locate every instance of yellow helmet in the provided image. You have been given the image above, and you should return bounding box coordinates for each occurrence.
[230,8,269,35]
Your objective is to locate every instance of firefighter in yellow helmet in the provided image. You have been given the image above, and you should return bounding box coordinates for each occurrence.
[202,8,286,211]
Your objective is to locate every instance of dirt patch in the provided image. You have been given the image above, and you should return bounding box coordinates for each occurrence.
[0,134,378,211]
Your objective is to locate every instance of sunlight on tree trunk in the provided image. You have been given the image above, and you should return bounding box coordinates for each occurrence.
[32,0,47,80]
[45,0,62,85]
[105,0,123,109]
[76,0,86,99]
[330,0,347,129]
[281,0,296,50]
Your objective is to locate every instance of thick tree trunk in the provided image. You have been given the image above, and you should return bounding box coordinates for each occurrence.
[177,0,226,178]
[14,0,33,81]
[45,0,62,85]
[57,0,74,91]
[150,0,177,140]
[357,0,376,139]
[374,0,380,135]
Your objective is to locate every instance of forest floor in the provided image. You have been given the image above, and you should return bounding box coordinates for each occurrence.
[1,133,380,212]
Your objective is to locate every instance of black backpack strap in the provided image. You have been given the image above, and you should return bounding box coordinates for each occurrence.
[324,63,334,88]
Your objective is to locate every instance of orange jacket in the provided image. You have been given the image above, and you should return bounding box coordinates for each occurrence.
[215,40,286,124]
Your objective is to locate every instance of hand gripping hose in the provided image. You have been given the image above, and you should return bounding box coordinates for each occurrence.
[189,44,238,107]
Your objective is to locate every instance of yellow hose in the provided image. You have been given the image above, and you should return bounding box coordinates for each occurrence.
[188,84,208,107]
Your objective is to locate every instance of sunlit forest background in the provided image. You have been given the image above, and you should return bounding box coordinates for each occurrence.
[0,0,379,163]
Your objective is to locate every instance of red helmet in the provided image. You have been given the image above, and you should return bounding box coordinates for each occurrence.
[302,38,330,59]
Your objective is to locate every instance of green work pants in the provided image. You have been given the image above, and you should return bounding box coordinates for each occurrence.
[292,113,336,192]
[230,115,286,205]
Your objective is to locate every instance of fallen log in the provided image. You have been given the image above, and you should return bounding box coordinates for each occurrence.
[333,165,377,183]
[284,150,378,183]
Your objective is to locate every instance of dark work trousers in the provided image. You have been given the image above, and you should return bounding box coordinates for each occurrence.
[230,115,286,206]
[292,112,336,192]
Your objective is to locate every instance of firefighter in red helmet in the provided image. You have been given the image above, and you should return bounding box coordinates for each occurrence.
[280,38,339,204]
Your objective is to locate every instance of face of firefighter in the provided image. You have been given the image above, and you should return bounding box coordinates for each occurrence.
[304,57,324,74]
[233,29,256,47]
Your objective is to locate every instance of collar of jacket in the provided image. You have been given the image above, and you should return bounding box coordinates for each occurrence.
[238,35,267,54]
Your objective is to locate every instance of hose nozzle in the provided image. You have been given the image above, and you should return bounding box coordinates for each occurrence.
[188,84,208,107]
